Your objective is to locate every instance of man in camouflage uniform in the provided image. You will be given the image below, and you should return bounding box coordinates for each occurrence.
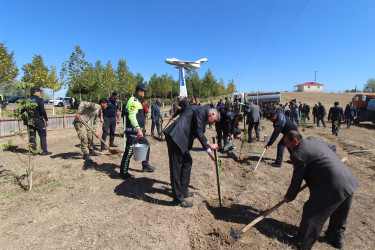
[74,98,108,161]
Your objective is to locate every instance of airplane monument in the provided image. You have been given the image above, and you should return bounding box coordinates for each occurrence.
[165,58,208,98]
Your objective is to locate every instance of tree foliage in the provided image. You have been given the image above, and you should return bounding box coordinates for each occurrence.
[363,78,375,93]
[21,55,48,87]
[0,43,19,87]
[227,79,236,94]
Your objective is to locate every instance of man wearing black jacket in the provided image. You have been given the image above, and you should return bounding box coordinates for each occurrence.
[164,105,219,207]
[28,86,51,155]
[283,131,359,249]
[328,101,345,136]
[265,110,297,167]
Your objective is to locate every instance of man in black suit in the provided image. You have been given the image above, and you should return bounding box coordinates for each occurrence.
[164,105,220,208]
[283,130,359,249]
[328,101,345,136]
[265,110,298,167]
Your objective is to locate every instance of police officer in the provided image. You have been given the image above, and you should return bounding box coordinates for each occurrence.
[27,86,51,155]
[328,101,345,136]
[74,99,108,161]
[100,91,120,150]
[151,99,161,137]
[265,110,298,167]
[120,83,156,179]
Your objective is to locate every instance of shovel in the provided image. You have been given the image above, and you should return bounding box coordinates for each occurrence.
[230,184,307,239]
[253,148,267,172]
[162,118,173,133]
[79,117,121,155]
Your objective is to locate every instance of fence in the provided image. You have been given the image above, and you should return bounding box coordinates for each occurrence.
[0,115,76,137]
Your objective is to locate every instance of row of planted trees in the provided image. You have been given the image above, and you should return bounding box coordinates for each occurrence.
[1,43,237,106]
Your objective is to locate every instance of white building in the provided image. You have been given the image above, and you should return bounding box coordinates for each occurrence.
[294,82,324,92]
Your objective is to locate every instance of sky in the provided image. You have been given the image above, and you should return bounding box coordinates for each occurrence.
[1,0,374,98]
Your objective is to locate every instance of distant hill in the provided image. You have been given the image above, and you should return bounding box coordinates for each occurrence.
[281,92,355,107]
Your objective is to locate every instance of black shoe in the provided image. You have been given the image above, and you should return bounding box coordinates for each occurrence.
[120,173,134,180]
[39,151,52,156]
[142,165,156,172]
[286,160,293,164]
[89,150,101,156]
[83,154,93,161]
[184,192,194,198]
[324,232,343,249]
[282,234,309,250]
[270,162,282,168]
[248,140,253,143]
[99,147,106,152]
[109,144,118,147]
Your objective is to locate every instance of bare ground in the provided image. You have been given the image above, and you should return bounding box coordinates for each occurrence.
[0,114,374,249]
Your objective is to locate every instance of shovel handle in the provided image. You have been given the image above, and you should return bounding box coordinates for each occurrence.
[253,148,267,172]
[79,117,112,150]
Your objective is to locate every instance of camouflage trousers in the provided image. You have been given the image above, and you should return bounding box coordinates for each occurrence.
[74,121,94,154]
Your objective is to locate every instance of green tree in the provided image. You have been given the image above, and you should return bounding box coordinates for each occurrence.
[160,73,173,99]
[186,68,202,97]
[0,80,24,97]
[135,72,145,85]
[101,60,118,97]
[117,59,136,99]
[218,77,226,95]
[21,55,48,87]
[61,45,89,101]
[363,78,375,93]
[227,79,236,94]
[148,73,161,98]
[44,65,64,114]
[0,43,19,87]
[81,63,98,100]
[202,68,217,98]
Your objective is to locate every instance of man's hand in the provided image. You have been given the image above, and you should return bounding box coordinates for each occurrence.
[137,128,144,138]
[208,151,215,161]
[153,120,155,123]
[229,135,234,141]
[284,195,291,203]
[45,121,49,127]
[264,145,270,150]
[208,143,219,150]
[76,113,81,119]
[100,118,104,123]
[95,131,100,138]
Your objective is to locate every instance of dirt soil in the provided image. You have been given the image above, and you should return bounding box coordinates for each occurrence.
[1,113,374,249]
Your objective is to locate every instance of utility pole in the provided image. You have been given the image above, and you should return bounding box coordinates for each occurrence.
[314,70,317,83]
[237,71,241,93]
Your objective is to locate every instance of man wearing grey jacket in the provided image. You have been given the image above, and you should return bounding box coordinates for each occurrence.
[246,101,262,142]
[283,130,359,249]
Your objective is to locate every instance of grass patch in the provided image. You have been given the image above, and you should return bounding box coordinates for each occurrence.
[62,163,72,169]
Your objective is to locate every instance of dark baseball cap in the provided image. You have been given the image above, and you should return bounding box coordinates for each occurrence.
[136,83,149,92]
[268,110,277,117]
[30,86,42,92]
[112,91,119,97]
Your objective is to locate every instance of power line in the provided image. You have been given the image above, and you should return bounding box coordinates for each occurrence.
[265,0,310,58]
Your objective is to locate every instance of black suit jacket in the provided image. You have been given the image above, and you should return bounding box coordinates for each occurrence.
[286,137,359,207]
[164,105,209,153]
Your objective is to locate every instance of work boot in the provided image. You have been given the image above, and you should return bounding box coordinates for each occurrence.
[142,165,156,172]
[83,154,93,161]
[89,149,101,156]
[184,192,194,198]
[270,161,282,168]
[39,151,52,156]
[173,198,193,208]
[120,172,134,180]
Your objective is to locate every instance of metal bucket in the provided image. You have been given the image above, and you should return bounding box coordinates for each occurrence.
[264,135,270,143]
[133,144,149,162]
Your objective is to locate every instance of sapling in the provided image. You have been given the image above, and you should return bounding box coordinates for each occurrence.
[238,130,248,161]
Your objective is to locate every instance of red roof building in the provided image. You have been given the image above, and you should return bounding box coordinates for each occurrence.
[294,82,324,92]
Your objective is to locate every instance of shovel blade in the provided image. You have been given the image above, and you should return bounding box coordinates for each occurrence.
[229,227,241,240]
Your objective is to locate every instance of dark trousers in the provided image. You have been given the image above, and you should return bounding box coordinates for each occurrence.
[120,133,150,174]
[233,128,242,139]
[28,118,47,152]
[101,117,116,148]
[247,122,260,142]
[297,194,354,249]
[276,136,286,165]
[151,118,160,136]
[346,117,353,128]
[332,120,341,135]
[215,124,228,148]
[317,116,326,127]
[166,135,192,202]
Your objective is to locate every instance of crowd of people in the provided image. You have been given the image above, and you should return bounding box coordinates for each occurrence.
[24,88,359,249]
